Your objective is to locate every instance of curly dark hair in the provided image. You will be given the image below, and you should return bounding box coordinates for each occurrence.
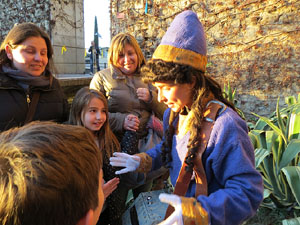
[141,59,236,172]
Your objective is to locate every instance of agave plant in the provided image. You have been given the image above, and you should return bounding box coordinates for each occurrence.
[249,94,300,224]
[223,82,245,120]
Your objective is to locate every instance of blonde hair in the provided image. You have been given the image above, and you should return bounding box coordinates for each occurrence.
[68,87,120,157]
[0,121,102,225]
[108,33,146,71]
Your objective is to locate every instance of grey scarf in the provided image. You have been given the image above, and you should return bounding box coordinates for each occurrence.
[2,65,50,90]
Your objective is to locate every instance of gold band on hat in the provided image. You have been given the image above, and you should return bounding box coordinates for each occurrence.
[153,45,207,72]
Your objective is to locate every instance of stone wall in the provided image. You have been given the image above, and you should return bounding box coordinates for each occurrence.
[51,0,85,74]
[110,0,300,119]
[0,0,51,40]
[0,0,85,74]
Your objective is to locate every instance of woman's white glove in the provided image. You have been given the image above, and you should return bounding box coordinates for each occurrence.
[109,152,141,175]
[158,193,183,225]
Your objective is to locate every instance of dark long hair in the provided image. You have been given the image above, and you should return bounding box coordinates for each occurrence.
[141,59,236,171]
[0,23,54,76]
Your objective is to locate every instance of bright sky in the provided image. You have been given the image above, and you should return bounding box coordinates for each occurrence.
[84,0,110,48]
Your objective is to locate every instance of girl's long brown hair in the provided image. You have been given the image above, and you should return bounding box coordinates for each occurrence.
[68,87,120,158]
[141,59,236,171]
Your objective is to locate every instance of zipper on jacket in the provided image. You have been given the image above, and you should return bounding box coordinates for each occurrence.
[26,94,31,106]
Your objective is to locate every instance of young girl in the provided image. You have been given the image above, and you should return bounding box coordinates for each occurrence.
[90,32,167,198]
[68,87,144,225]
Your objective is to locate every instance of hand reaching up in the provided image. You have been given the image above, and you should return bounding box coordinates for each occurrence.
[102,177,120,199]
[109,152,141,174]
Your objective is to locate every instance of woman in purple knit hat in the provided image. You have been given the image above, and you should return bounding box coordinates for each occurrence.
[110,10,263,225]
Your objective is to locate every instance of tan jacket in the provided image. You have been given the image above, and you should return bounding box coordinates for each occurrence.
[90,65,166,140]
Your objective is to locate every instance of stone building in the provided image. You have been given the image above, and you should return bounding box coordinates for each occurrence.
[0,0,85,74]
[109,0,300,118]
[1,0,299,117]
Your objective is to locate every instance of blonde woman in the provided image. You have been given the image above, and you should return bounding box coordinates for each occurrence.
[90,33,167,200]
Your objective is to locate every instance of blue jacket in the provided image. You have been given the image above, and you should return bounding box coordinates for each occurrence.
[146,107,263,225]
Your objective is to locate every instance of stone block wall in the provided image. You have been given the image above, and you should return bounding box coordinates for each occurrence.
[51,0,85,74]
[0,0,51,40]
[110,0,300,119]
[0,0,85,74]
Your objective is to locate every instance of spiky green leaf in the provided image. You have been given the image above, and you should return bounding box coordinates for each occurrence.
[282,166,300,207]
[282,217,300,225]
[232,88,236,100]
[288,111,300,140]
[248,132,258,148]
[263,189,271,198]
[266,131,280,162]
[249,130,267,149]
[281,171,294,203]
[228,82,233,101]
[252,113,288,145]
[285,96,297,106]
[264,156,284,198]
[277,98,287,140]
[279,140,300,171]
[255,148,270,168]
[254,119,269,130]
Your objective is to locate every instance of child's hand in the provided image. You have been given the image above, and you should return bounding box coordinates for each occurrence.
[124,114,140,131]
[102,177,120,199]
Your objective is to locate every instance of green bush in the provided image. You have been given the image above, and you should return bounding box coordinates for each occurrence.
[249,94,300,224]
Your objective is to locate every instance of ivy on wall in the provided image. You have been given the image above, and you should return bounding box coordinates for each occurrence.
[0,0,85,74]
[110,0,300,118]
[0,0,83,42]
[0,0,51,42]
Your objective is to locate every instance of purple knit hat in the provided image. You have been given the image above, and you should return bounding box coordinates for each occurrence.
[153,10,207,72]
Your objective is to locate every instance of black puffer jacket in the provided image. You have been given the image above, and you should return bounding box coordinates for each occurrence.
[0,72,69,131]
